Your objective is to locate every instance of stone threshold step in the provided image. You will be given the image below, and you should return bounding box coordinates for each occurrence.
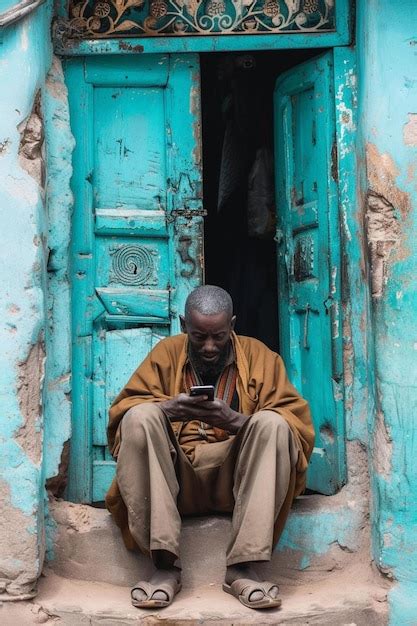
[49,495,366,588]
[1,568,388,626]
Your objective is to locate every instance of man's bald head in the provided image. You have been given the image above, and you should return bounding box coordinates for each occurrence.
[181,286,235,377]
[184,285,233,322]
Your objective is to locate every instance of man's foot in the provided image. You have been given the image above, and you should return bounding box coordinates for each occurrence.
[131,568,182,608]
[223,562,281,609]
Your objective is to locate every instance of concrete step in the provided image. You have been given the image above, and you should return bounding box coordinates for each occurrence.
[1,568,388,625]
[37,497,389,624]
[48,495,367,588]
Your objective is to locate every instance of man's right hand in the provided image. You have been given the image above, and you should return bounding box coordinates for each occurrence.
[159,393,211,421]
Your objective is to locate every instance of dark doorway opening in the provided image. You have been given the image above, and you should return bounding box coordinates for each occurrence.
[201,49,321,352]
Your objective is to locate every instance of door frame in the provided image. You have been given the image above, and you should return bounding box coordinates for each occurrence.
[50,42,359,502]
[54,0,352,56]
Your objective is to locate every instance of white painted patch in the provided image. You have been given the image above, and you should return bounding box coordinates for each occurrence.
[413,342,417,350]
[20,25,29,52]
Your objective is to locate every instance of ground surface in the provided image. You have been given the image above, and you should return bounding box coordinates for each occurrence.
[0,560,388,625]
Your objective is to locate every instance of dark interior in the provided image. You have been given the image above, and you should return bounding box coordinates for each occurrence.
[201,49,320,352]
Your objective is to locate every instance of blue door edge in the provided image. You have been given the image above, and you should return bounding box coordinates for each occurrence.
[273,48,359,494]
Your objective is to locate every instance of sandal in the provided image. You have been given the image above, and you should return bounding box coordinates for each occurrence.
[131,571,182,609]
[222,578,282,609]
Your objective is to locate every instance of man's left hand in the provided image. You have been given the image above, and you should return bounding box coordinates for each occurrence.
[194,399,250,434]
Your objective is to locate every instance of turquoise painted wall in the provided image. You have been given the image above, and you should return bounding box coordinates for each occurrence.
[357,1,417,623]
[0,2,53,598]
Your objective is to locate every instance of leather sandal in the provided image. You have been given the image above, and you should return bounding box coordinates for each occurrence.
[131,572,182,609]
[222,578,282,609]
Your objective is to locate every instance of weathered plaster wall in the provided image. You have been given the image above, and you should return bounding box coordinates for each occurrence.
[0,2,53,598]
[357,1,417,623]
[42,56,74,503]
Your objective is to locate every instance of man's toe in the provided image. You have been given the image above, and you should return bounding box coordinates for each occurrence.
[248,589,265,602]
[268,585,279,599]
[132,587,148,602]
[151,590,169,602]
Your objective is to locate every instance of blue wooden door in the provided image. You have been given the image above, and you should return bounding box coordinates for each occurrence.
[274,52,346,495]
[66,54,203,502]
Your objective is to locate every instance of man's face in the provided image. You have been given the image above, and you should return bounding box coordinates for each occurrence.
[181,310,236,376]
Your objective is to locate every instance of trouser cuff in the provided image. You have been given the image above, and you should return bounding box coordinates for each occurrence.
[226,552,271,566]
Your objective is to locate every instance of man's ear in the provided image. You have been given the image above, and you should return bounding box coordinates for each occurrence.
[230,315,236,331]
[180,315,187,333]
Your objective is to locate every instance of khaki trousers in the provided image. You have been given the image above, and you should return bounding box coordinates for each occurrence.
[116,403,299,566]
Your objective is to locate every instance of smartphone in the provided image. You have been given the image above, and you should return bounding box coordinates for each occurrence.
[189,385,215,401]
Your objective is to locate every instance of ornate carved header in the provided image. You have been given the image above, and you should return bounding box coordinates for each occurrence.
[67,0,335,38]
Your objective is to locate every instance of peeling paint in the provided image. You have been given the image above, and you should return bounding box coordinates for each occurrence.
[190,79,202,171]
[342,305,354,413]
[366,143,411,221]
[403,113,417,146]
[16,341,46,465]
[365,144,411,298]
[373,411,392,478]
[18,91,45,188]
[365,190,402,298]
[118,41,144,53]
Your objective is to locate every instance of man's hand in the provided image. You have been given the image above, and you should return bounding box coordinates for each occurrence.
[160,394,250,434]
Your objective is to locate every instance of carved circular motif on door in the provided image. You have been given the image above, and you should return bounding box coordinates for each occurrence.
[111,245,156,286]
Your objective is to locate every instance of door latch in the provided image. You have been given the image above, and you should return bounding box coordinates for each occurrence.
[274,227,284,244]
[167,208,207,223]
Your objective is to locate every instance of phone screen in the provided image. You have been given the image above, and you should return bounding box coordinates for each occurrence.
[189,385,215,401]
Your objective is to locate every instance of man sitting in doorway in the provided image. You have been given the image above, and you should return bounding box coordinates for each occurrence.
[105,285,314,610]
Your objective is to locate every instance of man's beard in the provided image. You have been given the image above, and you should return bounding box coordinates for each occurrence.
[189,342,230,380]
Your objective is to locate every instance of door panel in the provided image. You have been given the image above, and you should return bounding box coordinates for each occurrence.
[94,87,167,210]
[274,51,346,495]
[66,54,202,502]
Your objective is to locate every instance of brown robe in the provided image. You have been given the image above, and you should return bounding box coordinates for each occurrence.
[105,332,314,551]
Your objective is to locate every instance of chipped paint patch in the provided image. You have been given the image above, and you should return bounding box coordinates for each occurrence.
[190,77,202,171]
[365,144,411,298]
[18,91,44,188]
[342,305,354,413]
[366,143,411,220]
[373,411,392,478]
[365,191,402,298]
[16,341,46,465]
[403,113,417,146]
